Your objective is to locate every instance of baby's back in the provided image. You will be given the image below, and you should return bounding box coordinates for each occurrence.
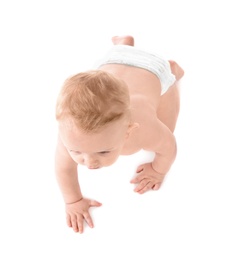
[100,63,163,155]
[100,63,162,107]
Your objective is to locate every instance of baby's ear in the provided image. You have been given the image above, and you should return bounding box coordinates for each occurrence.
[126,122,139,137]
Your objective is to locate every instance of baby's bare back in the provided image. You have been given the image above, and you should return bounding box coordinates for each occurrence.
[100,64,163,155]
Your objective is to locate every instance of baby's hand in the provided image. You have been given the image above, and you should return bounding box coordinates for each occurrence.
[130,163,166,194]
[65,198,102,233]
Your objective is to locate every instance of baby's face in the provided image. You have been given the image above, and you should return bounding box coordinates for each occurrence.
[59,119,130,169]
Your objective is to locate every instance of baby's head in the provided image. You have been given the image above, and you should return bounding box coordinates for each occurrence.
[56,70,138,169]
[56,70,131,132]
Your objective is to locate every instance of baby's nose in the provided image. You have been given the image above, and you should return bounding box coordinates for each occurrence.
[84,155,99,168]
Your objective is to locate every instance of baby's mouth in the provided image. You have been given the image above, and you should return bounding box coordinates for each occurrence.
[88,166,100,169]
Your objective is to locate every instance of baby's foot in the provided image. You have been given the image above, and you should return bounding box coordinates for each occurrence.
[112,35,134,46]
[169,60,184,81]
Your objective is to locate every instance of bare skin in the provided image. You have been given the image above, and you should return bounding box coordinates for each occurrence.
[55,35,184,233]
[111,35,184,133]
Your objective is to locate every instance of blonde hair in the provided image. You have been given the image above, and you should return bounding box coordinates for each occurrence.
[56,70,131,132]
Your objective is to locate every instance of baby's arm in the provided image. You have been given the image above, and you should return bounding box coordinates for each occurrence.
[55,135,102,233]
[149,118,177,174]
[131,114,177,193]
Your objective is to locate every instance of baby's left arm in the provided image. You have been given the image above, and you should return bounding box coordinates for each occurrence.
[131,116,177,193]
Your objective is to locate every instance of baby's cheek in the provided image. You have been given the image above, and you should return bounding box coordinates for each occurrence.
[105,154,119,166]
[70,154,83,164]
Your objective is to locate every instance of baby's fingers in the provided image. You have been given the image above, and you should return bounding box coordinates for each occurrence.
[83,212,94,229]
[134,179,154,193]
[89,200,102,207]
[83,200,102,229]
[76,214,84,233]
[66,213,72,228]
[136,164,144,173]
[69,213,93,233]
[71,215,80,233]
[130,172,144,184]
[134,179,149,192]
[153,183,161,190]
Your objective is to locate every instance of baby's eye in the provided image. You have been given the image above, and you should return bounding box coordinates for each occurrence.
[99,151,110,155]
[70,150,81,155]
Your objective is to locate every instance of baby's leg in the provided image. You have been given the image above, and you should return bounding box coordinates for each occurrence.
[169,60,184,81]
[157,61,184,132]
[112,35,134,46]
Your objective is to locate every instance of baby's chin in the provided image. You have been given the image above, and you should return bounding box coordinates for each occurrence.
[88,166,101,170]
[87,161,117,170]
[87,164,108,170]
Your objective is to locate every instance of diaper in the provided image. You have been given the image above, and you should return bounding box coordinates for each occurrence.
[94,45,176,95]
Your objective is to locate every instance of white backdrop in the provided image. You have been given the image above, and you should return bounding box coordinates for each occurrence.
[0,1,225,259]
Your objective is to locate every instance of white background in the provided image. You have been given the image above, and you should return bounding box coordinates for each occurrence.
[0,0,225,259]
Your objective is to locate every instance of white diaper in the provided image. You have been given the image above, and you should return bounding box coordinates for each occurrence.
[94,45,176,95]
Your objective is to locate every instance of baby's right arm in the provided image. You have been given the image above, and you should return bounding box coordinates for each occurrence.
[55,135,102,233]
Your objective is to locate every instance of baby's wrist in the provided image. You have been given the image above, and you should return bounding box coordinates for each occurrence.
[66,197,83,205]
[151,162,166,175]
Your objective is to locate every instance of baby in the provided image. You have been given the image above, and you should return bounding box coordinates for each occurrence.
[55,35,184,233]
